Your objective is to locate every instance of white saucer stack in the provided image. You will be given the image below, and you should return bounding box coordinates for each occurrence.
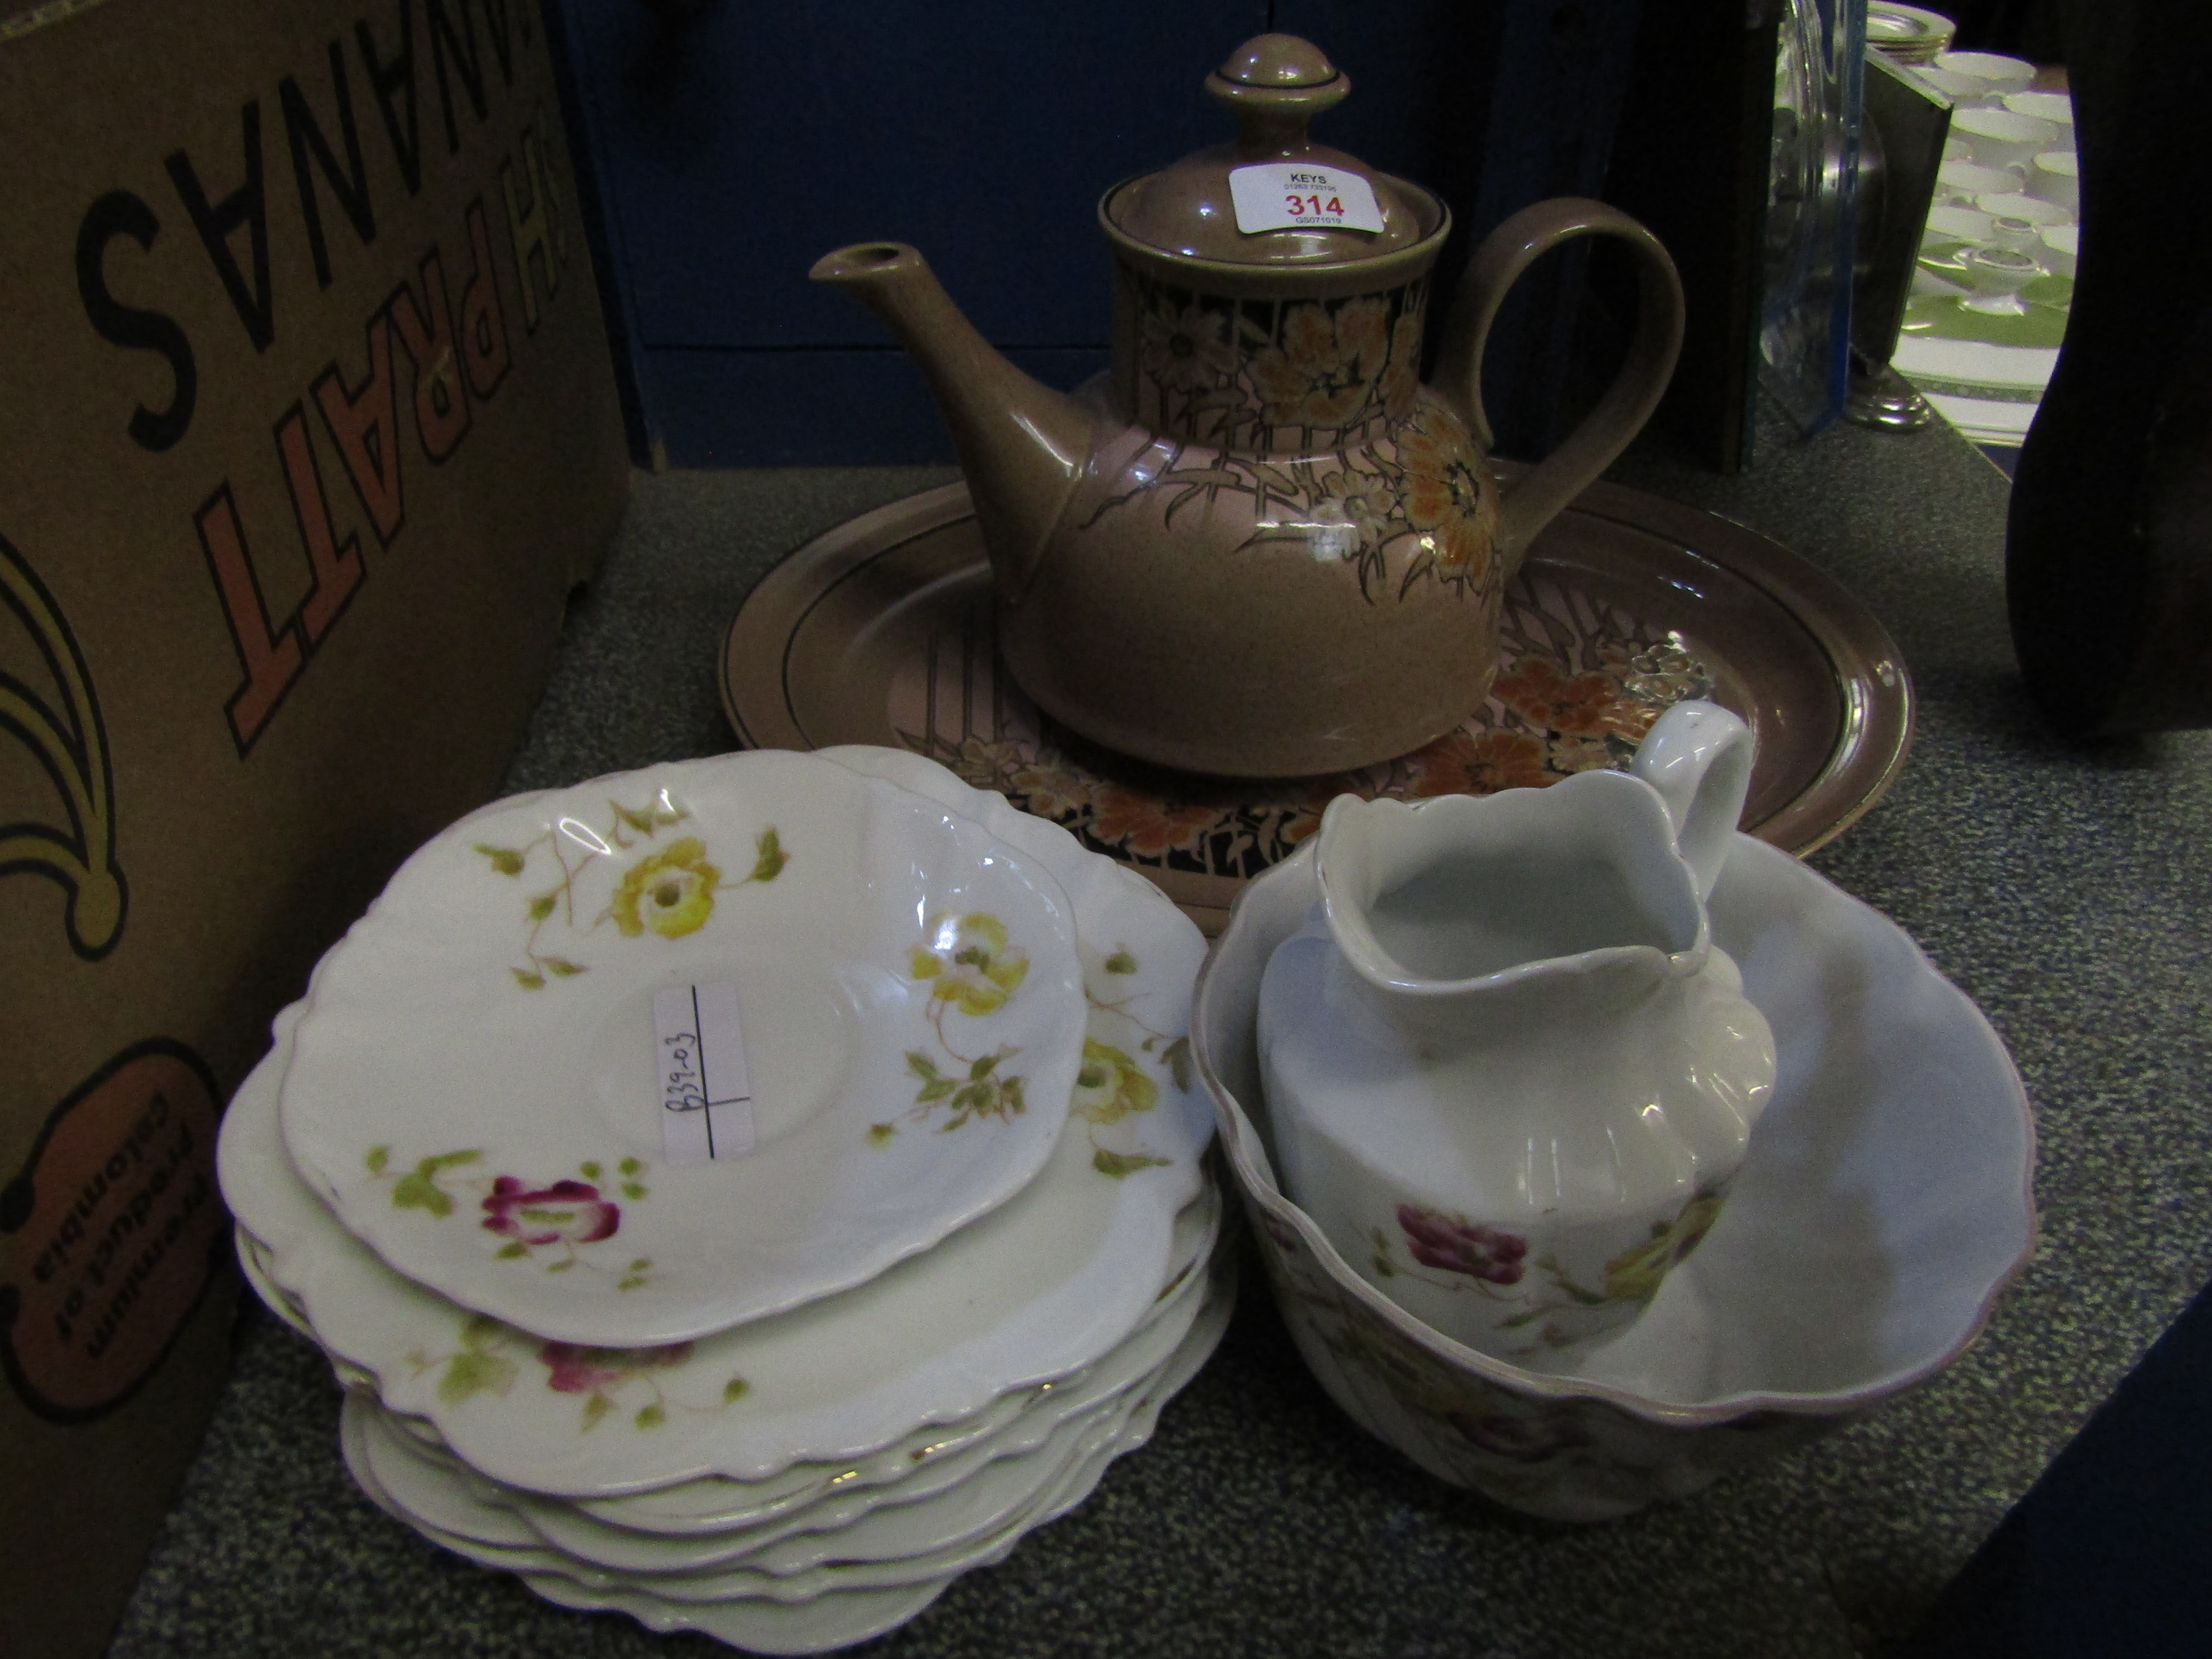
[217,745,1228,1655]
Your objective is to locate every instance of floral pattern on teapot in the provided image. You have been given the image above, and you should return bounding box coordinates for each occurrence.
[1125,271,1426,447]
[1098,270,1498,607]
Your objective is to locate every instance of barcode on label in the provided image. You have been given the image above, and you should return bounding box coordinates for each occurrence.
[652,983,757,1164]
[1228,162,1386,235]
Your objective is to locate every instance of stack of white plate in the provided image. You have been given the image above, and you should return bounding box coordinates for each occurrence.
[218,745,1228,1654]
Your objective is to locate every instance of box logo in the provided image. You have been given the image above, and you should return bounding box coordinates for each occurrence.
[0,1040,225,1423]
[0,530,127,960]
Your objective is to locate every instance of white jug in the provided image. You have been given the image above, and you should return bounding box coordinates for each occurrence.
[1257,701,1775,1368]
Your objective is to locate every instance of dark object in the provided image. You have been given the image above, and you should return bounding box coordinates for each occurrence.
[1605,1,1785,470]
[1846,50,1951,431]
[2005,0,2212,734]
[1894,1275,2212,1658]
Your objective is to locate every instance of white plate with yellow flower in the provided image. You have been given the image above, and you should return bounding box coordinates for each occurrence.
[220,754,1212,1495]
[279,749,1086,1346]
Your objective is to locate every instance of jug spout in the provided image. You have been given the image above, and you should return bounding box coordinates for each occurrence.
[811,243,1094,596]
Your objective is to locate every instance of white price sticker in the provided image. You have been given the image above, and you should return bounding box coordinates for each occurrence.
[652,983,757,1164]
[1228,163,1386,235]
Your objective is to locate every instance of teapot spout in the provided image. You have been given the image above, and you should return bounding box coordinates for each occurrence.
[811,243,1094,596]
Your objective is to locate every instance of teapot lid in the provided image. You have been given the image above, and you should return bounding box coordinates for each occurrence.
[1101,35,1441,272]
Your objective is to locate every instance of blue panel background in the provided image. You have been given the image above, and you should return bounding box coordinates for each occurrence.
[544,0,1649,466]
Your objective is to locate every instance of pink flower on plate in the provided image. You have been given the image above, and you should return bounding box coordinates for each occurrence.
[481,1176,620,1246]
[1397,1204,1528,1285]
[537,1340,693,1395]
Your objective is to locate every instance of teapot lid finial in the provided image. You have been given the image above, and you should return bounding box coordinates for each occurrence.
[1207,33,1350,120]
[1099,33,1438,270]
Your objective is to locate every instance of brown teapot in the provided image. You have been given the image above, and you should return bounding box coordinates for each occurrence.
[813,33,1684,778]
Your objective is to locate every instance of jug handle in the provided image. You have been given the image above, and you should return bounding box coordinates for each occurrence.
[1431,199,1685,578]
[1630,699,1753,903]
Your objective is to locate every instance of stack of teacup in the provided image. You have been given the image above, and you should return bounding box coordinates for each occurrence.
[218,745,1226,1654]
[1926,58,2079,293]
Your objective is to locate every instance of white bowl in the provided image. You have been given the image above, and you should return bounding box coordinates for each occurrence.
[2039,223,2080,277]
[1918,67,2004,105]
[1939,160,2025,205]
[1923,204,1995,246]
[1194,835,2035,1522]
[1951,107,2062,173]
[2029,151,2080,214]
[1976,190,2072,229]
[2002,90,2074,128]
[1933,50,2038,94]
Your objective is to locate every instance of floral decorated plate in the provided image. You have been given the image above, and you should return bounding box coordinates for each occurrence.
[338,1252,1232,1646]
[498,1203,1215,1576]
[280,750,1085,1346]
[222,763,1211,1495]
[371,1366,1149,1598]
[292,1176,1215,1571]
[343,1242,1222,1587]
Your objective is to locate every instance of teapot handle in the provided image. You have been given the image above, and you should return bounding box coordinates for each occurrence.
[1630,699,1753,904]
[1432,199,1685,576]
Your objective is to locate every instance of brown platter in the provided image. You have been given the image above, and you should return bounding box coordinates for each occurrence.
[721,479,1913,934]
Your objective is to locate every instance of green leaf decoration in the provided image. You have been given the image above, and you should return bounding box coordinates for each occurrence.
[630,1258,651,1272]
[580,1162,601,1179]
[1003,1077,1026,1115]
[619,1158,641,1176]
[917,1078,954,1103]
[969,1053,999,1080]
[1162,1036,1193,1093]
[391,1172,452,1217]
[581,1393,611,1430]
[1103,949,1138,975]
[461,1313,504,1347]
[1371,1253,1396,1278]
[615,803,658,836]
[475,844,526,876]
[1499,1310,1544,1328]
[546,1258,576,1273]
[723,1376,750,1403]
[528,892,558,921]
[495,1240,529,1259]
[438,1348,517,1404]
[868,1124,896,1146]
[906,1050,940,1081]
[513,969,545,990]
[424,1151,482,1171]
[634,1403,666,1429]
[364,1146,389,1175]
[617,1275,645,1291]
[621,1182,646,1200]
[1092,1146,1172,1179]
[545,957,586,977]
[750,827,787,883]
